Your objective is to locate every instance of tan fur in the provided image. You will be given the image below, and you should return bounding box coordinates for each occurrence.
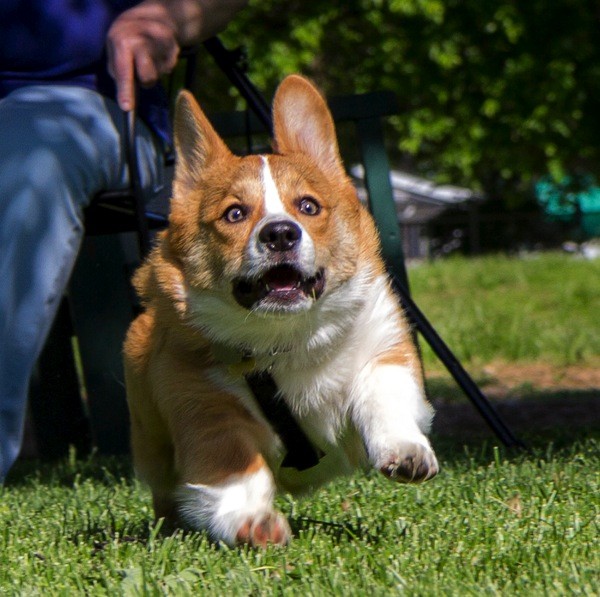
[124,75,437,546]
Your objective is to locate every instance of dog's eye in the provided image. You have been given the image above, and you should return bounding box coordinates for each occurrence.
[298,196,321,216]
[223,205,247,223]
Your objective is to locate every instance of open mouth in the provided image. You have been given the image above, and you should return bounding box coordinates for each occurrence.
[233,265,325,310]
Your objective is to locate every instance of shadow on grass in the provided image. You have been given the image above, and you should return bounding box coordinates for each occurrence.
[6,451,135,487]
[63,516,379,552]
[289,515,383,545]
[428,377,600,463]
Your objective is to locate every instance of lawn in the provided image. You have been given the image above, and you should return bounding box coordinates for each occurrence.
[1,252,598,595]
[409,251,600,369]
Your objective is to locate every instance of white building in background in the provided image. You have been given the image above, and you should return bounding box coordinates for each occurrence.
[351,165,485,258]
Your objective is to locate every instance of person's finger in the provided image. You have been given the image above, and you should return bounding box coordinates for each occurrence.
[109,42,136,111]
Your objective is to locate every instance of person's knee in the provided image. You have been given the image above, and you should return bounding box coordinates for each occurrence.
[0,86,126,207]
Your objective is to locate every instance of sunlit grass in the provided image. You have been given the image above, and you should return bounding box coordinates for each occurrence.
[1,438,598,594]
[409,252,600,369]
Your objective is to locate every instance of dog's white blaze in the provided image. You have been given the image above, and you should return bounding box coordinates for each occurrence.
[176,467,276,545]
[261,156,287,216]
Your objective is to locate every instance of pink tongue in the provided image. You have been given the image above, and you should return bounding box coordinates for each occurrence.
[264,267,300,291]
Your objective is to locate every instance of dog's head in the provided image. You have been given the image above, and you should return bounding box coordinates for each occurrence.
[155,75,381,346]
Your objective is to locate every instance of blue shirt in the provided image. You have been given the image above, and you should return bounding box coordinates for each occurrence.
[0,0,171,145]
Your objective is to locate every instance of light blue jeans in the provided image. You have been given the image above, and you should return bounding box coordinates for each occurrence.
[0,85,168,480]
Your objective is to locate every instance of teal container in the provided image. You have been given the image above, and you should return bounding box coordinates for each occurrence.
[536,175,600,237]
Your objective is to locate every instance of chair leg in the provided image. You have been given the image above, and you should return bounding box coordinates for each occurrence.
[69,233,139,455]
[29,297,92,460]
[391,275,525,448]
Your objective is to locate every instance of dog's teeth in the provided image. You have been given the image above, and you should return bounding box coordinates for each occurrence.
[265,283,271,291]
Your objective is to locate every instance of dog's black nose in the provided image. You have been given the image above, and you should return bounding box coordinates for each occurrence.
[259,220,302,252]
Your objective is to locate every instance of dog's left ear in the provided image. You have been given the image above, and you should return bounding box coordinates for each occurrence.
[272,75,346,179]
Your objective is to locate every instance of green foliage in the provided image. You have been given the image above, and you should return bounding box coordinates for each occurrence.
[218,0,600,204]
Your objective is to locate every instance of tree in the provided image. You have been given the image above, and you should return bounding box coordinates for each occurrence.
[216,0,600,205]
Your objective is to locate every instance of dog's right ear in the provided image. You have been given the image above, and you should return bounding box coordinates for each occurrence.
[173,90,230,193]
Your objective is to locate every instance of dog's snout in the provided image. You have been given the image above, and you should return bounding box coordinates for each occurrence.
[259,220,302,252]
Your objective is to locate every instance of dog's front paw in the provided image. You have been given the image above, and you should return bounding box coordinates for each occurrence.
[378,442,439,483]
[235,511,291,547]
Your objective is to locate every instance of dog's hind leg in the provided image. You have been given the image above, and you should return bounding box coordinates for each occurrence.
[127,390,180,531]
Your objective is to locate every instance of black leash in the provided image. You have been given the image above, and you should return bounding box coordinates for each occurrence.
[203,38,272,132]
[245,370,323,470]
[124,108,151,258]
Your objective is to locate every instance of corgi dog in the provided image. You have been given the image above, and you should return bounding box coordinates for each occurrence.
[124,75,438,547]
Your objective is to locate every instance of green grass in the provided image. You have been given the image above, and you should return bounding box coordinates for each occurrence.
[2,252,599,594]
[2,437,599,595]
[409,252,600,369]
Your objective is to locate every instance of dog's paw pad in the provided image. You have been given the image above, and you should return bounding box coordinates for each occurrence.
[380,444,439,483]
[235,512,291,547]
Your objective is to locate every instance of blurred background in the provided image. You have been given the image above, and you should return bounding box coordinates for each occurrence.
[192,0,600,257]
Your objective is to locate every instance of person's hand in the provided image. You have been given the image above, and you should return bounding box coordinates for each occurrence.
[106,1,180,111]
